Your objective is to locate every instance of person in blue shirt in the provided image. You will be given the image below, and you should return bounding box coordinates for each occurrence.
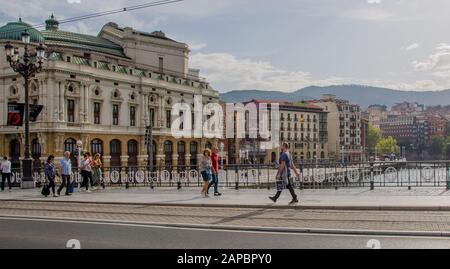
[269,143,300,205]
[58,151,72,196]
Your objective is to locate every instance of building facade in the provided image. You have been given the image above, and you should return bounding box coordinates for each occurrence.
[390,102,425,116]
[0,17,220,170]
[380,115,429,148]
[236,100,329,164]
[360,113,369,161]
[426,113,448,138]
[311,94,363,162]
[366,104,387,129]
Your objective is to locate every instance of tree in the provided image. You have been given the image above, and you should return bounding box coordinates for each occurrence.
[368,123,382,154]
[428,136,445,159]
[443,137,450,160]
[375,136,400,155]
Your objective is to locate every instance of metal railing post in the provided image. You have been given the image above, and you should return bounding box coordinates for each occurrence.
[447,162,450,191]
[370,162,374,191]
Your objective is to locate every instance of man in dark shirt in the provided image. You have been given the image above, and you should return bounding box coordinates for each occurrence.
[269,142,299,205]
[208,146,222,196]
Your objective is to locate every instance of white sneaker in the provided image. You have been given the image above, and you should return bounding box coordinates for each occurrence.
[9,189,12,192]
[86,190,91,193]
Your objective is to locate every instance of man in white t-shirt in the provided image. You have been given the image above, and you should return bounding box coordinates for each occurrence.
[1,156,12,192]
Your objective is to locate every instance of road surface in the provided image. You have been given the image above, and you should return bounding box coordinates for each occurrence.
[1,217,450,249]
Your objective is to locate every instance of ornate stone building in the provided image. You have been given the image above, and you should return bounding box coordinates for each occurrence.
[0,16,219,169]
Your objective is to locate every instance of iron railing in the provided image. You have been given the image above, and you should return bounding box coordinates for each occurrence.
[4,160,450,190]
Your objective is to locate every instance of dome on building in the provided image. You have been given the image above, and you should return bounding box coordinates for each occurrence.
[45,14,59,31]
[0,18,45,43]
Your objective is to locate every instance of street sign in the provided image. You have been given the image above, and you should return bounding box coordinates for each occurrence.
[7,103,24,126]
[6,103,43,126]
[29,104,43,122]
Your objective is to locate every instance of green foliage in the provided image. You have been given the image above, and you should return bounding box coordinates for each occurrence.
[368,123,382,152]
[375,136,400,155]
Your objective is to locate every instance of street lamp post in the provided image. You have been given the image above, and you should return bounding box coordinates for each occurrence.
[4,32,45,189]
[219,142,224,169]
[315,143,318,168]
[76,140,83,191]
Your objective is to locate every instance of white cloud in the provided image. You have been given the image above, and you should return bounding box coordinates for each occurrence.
[67,0,81,4]
[189,42,207,51]
[413,43,450,72]
[404,43,420,51]
[367,0,382,4]
[190,52,349,92]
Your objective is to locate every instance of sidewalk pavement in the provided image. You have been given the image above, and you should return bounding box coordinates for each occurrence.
[2,186,450,210]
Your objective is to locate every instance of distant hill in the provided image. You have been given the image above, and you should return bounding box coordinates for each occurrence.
[220,85,450,108]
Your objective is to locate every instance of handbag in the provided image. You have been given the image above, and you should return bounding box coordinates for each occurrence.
[275,171,288,191]
[41,181,50,197]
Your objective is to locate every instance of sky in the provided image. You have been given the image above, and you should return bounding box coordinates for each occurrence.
[2,0,450,93]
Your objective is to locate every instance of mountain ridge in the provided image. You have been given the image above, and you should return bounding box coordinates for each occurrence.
[220,85,450,108]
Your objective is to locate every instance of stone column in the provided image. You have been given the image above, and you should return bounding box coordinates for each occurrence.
[142,93,149,126]
[81,134,90,153]
[54,133,65,156]
[83,83,89,123]
[37,133,47,156]
[157,136,165,167]
[137,155,147,167]
[159,95,164,128]
[59,81,65,122]
[185,154,192,167]
[121,155,129,167]
[103,156,111,168]
[172,154,179,168]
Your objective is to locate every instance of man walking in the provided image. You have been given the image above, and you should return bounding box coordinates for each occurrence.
[58,151,72,196]
[208,146,222,196]
[0,157,12,192]
[269,143,299,205]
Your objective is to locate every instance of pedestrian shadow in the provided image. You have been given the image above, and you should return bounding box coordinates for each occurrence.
[209,208,269,225]
[148,196,212,205]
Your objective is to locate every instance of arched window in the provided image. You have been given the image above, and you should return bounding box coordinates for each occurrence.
[10,139,20,169]
[190,142,198,168]
[64,138,77,167]
[320,151,325,159]
[271,152,277,163]
[91,139,104,156]
[178,141,186,169]
[164,140,173,168]
[31,139,41,157]
[128,140,138,167]
[110,139,122,168]
[31,139,42,169]
[64,138,77,154]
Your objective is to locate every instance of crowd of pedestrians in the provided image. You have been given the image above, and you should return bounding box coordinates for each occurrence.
[0,143,301,205]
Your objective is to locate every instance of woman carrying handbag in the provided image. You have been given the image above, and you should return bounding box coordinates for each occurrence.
[43,155,58,197]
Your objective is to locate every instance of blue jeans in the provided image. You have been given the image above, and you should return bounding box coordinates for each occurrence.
[208,172,219,194]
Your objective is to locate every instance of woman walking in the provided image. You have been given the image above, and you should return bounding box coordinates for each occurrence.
[200,149,213,197]
[44,155,58,197]
[80,152,94,193]
[92,153,103,190]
